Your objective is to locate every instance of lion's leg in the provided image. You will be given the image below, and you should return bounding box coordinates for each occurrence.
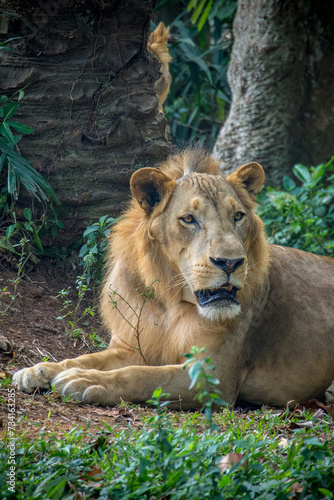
[51,364,202,409]
[13,347,143,394]
[325,381,334,404]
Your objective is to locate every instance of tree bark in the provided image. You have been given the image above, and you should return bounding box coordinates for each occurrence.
[213,0,334,185]
[0,0,170,245]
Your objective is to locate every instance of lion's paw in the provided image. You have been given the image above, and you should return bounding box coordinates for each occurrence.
[13,362,64,393]
[52,368,109,404]
[325,381,334,405]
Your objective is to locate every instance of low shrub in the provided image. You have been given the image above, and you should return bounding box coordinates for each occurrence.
[257,159,334,256]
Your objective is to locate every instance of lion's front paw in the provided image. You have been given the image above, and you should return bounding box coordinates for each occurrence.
[325,381,334,405]
[13,362,64,393]
[52,368,109,404]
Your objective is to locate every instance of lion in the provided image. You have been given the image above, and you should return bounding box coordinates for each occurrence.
[147,22,172,115]
[13,149,334,409]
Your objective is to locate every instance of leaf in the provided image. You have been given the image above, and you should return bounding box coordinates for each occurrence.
[0,138,60,204]
[283,175,296,191]
[83,226,99,238]
[23,207,32,221]
[0,102,20,120]
[198,0,213,31]
[216,4,237,21]
[188,362,201,388]
[153,387,162,398]
[190,0,207,24]
[0,122,15,144]
[12,134,22,145]
[187,0,197,11]
[99,214,109,225]
[318,488,333,498]
[296,399,334,421]
[33,226,43,252]
[6,120,34,134]
[0,236,17,253]
[0,37,22,55]
[0,46,21,54]
[7,161,18,199]
[46,477,67,499]
[86,466,103,478]
[288,481,304,499]
[314,206,326,217]
[218,453,248,472]
[0,152,6,174]
[288,421,314,431]
[293,164,311,184]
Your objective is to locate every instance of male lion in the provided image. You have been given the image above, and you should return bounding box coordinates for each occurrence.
[14,149,334,408]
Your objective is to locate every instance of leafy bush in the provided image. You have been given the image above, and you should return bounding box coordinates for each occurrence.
[79,215,116,284]
[257,159,334,256]
[156,0,236,147]
[0,90,61,257]
[184,345,227,428]
[0,91,58,204]
[1,398,334,499]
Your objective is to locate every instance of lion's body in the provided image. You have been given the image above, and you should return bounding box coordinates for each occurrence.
[237,245,334,405]
[14,150,334,408]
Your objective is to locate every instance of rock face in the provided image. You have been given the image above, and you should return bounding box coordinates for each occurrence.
[0,0,171,245]
[214,0,334,184]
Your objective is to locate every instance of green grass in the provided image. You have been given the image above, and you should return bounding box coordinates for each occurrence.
[1,400,333,499]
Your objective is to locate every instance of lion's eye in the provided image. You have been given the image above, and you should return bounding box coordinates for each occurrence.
[180,214,195,224]
[234,211,245,222]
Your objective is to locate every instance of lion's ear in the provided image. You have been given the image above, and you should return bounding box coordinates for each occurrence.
[130,167,176,214]
[226,162,265,200]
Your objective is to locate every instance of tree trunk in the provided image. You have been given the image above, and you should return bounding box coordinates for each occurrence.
[0,0,170,245]
[213,0,334,185]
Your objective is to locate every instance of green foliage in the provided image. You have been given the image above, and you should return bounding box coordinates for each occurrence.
[257,159,334,255]
[87,329,108,352]
[1,404,334,499]
[0,91,58,204]
[0,238,27,318]
[79,215,115,284]
[0,37,21,55]
[156,0,236,146]
[184,345,227,428]
[0,91,62,258]
[57,275,95,356]
[0,203,64,258]
[187,0,237,32]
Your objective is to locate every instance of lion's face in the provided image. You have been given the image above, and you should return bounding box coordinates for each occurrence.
[130,158,265,322]
[153,175,252,320]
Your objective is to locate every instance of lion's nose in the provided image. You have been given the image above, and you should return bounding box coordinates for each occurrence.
[210,257,245,275]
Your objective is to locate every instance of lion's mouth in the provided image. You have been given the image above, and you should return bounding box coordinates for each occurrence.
[194,283,239,307]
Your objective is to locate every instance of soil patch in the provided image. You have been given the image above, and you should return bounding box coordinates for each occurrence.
[0,257,141,438]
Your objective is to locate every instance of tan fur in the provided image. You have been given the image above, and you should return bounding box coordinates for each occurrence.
[147,22,172,114]
[13,150,334,409]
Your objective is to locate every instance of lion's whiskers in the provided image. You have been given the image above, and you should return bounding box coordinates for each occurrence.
[162,266,197,304]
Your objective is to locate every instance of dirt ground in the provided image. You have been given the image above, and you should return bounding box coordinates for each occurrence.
[0,257,152,439]
[1,257,333,442]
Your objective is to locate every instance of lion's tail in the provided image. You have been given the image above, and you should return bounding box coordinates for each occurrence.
[148,22,172,70]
